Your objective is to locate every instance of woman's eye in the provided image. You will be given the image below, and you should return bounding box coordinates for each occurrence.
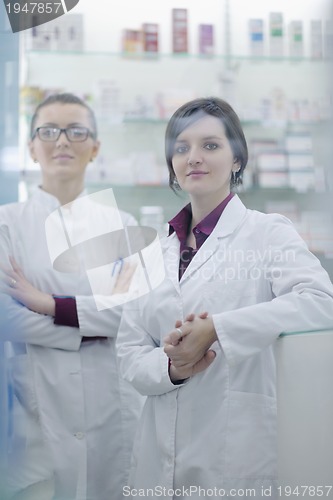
[44,128,55,137]
[174,145,188,154]
[204,143,218,150]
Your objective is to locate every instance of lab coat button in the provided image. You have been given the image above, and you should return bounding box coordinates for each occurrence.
[74,432,85,440]
[168,456,174,465]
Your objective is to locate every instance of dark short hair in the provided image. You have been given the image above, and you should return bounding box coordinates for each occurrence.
[165,97,248,191]
[30,92,98,140]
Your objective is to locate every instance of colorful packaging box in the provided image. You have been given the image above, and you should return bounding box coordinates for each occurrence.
[142,23,159,54]
[310,20,323,59]
[249,19,264,57]
[122,29,143,54]
[269,12,284,57]
[198,24,214,55]
[172,8,188,53]
[289,20,303,58]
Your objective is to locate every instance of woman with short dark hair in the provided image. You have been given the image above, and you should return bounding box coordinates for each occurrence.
[117,97,333,499]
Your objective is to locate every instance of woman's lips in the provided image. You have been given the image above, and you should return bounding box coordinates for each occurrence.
[53,155,73,160]
[186,170,208,176]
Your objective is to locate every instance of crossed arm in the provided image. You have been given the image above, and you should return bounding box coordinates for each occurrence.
[1,256,57,316]
[1,255,136,346]
[1,256,135,318]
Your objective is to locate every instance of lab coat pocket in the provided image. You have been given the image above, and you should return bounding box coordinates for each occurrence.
[204,279,256,313]
[225,391,277,479]
[9,353,39,419]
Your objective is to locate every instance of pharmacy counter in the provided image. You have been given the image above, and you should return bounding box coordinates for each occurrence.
[277,329,333,499]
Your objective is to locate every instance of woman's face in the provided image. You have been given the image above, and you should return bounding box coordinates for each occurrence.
[171,114,240,203]
[29,102,100,184]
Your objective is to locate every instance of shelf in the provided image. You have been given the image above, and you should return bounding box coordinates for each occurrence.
[25,50,330,64]
[121,118,328,126]
[82,182,332,217]
[238,187,331,211]
[22,51,330,130]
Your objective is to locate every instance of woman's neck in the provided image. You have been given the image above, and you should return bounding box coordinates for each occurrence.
[190,191,230,228]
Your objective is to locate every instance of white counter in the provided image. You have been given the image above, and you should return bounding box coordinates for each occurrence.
[277,329,333,499]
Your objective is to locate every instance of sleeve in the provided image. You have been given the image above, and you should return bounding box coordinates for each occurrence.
[0,223,81,351]
[116,299,183,396]
[54,296,79,327]
[212,214,333,366]
[52,293,126,340]
[0,293,82,350]
[75,295,123,338]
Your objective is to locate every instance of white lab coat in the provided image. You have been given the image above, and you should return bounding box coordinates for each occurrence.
[117,195,333,500]
[0,188,144,500]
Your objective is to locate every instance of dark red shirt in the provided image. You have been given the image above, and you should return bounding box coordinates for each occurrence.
[168,192,234,280]
[54,296,79,327]
[53,296,107,341]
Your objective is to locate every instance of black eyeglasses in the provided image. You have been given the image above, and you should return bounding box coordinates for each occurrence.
[32,126,95,142]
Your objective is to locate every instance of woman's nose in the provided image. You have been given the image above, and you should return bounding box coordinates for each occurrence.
[187,154,203,166]
[186,145,203,165]
[56,130,70,146]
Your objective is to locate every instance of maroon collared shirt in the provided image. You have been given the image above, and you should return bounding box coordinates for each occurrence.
[168,192,234,280]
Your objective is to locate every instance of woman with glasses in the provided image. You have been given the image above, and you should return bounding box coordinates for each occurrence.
[0,93,143,500]
[116,97,333,499]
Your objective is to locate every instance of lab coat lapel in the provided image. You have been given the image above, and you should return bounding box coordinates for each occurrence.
[180,195,247,284]
[163,231,182,291]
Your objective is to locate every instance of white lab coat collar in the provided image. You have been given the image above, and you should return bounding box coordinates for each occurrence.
[164,194,247,288]
[210,194,247,239]
[32,186,87,211]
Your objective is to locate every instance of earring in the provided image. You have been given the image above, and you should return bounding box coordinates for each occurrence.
[232,170,240,184]
[90,158,94,162]
[33,159,38,163]
[173,177,181,189]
